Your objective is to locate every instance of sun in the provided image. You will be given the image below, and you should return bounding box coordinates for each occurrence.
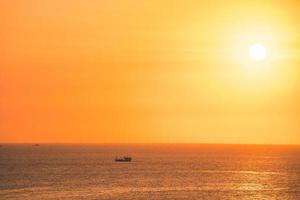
[249,44,267,61]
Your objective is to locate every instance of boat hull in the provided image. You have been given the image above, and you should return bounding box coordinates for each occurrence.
[115,157,132,162]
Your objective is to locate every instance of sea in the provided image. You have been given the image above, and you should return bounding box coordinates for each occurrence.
[0,144,299,200]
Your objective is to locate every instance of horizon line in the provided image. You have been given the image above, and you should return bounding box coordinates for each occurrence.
[1,142,299,146]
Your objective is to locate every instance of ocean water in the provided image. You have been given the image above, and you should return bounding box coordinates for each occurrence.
[0,144,299,200]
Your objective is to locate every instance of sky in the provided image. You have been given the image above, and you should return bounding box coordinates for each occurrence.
[1,0,300,144]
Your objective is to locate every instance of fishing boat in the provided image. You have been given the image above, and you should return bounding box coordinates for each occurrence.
[115,156,132,162]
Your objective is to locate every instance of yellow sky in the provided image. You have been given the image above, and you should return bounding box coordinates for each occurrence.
[1,0,299,144]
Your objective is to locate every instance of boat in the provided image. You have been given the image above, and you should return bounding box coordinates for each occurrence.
[34,144,40,147]
[115,156,132,162]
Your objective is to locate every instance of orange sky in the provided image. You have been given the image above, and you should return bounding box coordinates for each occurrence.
[1,0,300,144]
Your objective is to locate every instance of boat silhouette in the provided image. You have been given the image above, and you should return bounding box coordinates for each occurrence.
[115,156,132,162]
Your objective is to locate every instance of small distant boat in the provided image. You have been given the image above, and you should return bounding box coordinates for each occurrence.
[115,156,132,162]
[34,144,40,147]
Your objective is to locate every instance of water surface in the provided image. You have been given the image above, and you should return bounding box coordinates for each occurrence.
[0,144,299,199]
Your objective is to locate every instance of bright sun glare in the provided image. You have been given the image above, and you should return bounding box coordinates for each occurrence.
[249,44,267,61]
